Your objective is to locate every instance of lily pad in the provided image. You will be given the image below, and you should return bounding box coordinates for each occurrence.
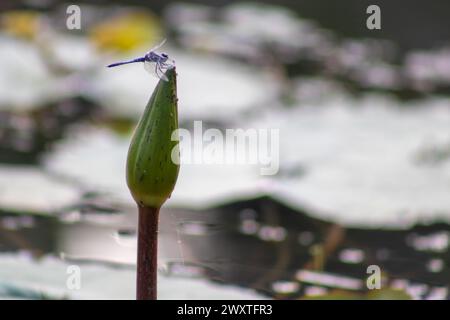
[249,95,450,228]
[0,254,265,300]
[0,165,81,213]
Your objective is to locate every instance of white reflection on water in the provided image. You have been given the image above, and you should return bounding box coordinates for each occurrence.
[271,280,299,294]
[339,248,365,264]
[408,232,449,252]
[427,258,444,273]
[296,270,363,290]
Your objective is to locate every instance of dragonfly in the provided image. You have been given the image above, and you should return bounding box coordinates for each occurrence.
[107,39,174,81]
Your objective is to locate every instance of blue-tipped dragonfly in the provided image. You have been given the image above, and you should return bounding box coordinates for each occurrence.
[107,39,174,81]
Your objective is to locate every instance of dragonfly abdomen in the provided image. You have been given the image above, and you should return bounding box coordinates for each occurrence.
[107,57,146,68]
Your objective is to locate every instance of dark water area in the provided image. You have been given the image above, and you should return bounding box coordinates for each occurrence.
[0,97,99,165]
[1,196,450,299]
[4,0,450,53]
[275,0,450,53]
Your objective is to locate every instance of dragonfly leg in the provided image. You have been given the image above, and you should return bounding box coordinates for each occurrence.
[157,63,169,81]
[154,64,162,78]
[161,61,174,69]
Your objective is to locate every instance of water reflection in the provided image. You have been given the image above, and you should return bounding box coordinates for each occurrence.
[3,196,450,299]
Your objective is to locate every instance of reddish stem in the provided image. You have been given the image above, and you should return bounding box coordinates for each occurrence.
[136,205,160,300]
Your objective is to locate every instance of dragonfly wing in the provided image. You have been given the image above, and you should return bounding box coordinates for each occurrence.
[144,60,168,81]
[149,38,167,52]
[144,60,158,78]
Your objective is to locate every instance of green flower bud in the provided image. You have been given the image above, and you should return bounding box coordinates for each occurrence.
[126,67,179,208]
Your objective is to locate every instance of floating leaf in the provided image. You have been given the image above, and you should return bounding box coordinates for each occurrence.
[90,12,162,53]
[1,10,42,40]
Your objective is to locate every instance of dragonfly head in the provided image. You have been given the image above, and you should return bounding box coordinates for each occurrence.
[160,53,169,61]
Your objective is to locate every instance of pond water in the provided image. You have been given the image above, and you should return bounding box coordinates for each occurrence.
[0,1,449,300]
[1,196,449,299]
